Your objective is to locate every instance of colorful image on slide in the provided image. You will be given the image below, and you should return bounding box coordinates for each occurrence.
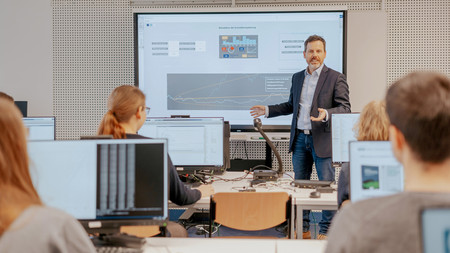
[361,165,380,190]
[219,35,258,59]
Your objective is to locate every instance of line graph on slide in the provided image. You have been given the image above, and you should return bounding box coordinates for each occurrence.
[167,73,292,110]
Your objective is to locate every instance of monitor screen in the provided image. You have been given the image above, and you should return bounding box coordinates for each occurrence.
[331,113,360,163]
[28,139,168,233]
[135,11,346,130]
[23,117,55,140]
[15,101,28,117]
[349,141,404,203]
[138,117,224,171]
[421,208,450,253]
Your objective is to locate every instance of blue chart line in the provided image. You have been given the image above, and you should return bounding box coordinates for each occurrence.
[167,73,291,110]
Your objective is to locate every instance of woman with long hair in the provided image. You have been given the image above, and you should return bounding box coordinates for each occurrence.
[337,100,390,208]
[98,85,214,206]
[0,98,95,252]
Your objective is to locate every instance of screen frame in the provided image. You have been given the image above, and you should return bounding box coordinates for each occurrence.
[139,117,226,173]
[133,9,347,132]
[28,139,170,234]
[349,140,404,203]
[420,207,450,253]
[22,116,56,140]
[331,112,360,163]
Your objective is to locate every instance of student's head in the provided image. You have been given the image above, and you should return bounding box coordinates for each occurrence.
[97,85,147,139]
[0,92,14,102]
[355,100,390,141]
[386,72,450,164]
[0,98,41,234]
[303,35,327,72]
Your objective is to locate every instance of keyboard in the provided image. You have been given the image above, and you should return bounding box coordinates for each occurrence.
[92,233,146,253]
[96,246,143,253]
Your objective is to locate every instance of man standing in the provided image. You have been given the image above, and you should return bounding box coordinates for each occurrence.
[250,35,351,239]
[325,72,450,253]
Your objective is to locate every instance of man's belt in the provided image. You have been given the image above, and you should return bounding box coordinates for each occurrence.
[296,129,311,135]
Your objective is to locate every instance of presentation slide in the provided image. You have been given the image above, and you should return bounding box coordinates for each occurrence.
[135,11,345,127]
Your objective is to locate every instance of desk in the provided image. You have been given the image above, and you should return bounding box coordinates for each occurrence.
[173,172,337,239]
[144,237,327,253]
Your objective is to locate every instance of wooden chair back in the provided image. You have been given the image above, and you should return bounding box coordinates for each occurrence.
[209,192,291,237]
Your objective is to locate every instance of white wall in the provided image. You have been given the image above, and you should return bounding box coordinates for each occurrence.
[347,10,387,112]
[0,0,53,116]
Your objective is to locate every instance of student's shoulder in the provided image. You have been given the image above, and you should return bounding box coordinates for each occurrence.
[339,194,407,220]
[28,205,77,223]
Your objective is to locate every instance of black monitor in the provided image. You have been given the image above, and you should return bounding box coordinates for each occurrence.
[134,10,347,132]
[138,117,224,174]
[14,101,27,117]
[28,139,169,234]
[23,116,56,141]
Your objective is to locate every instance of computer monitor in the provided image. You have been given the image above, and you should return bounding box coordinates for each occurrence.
[15,101,28,117]
[421,208,450,253]
[28,139,169,234]
[138,117,224,174]
[349,141,404,203]
[331,113,360,163]
[23,116,55,140]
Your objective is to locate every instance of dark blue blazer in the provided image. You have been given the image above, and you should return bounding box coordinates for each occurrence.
[268,65,351,157]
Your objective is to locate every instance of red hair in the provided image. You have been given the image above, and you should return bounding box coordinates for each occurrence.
[355,100,390,141]
[97,85,146,139]
[0,99,41,235]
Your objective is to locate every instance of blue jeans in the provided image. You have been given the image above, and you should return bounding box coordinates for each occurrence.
[292,132,336,235]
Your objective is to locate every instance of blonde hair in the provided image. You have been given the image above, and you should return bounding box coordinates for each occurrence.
[0,99,41,235]
[354,100,390,141]
[97,85,146,139]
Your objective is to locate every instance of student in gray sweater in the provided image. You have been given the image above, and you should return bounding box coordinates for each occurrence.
[0,98,96,252]
[326,72,450,253]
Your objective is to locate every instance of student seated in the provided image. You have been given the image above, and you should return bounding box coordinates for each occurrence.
[0,98,95,252]
[97,85,215,236]
[337,100,390,208]
[325,72,450,253]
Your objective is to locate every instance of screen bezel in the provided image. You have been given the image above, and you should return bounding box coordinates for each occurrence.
[420,207,450,253]
[22,116,56,140]
[38,139,171,234]
[139,117,225,173]
[331,112,360,163]
[133,10,347,132]
[349,140,404,203]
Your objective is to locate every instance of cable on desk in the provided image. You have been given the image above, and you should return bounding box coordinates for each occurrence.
[195,224,220,236]
[210,170,251,182]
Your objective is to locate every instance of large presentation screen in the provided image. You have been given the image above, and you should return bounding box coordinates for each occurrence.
[135,11,346,129]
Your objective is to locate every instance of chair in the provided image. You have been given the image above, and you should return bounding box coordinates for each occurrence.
[209,192,292,238]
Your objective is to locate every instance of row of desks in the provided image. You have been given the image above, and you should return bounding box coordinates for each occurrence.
[173,171,338,239]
